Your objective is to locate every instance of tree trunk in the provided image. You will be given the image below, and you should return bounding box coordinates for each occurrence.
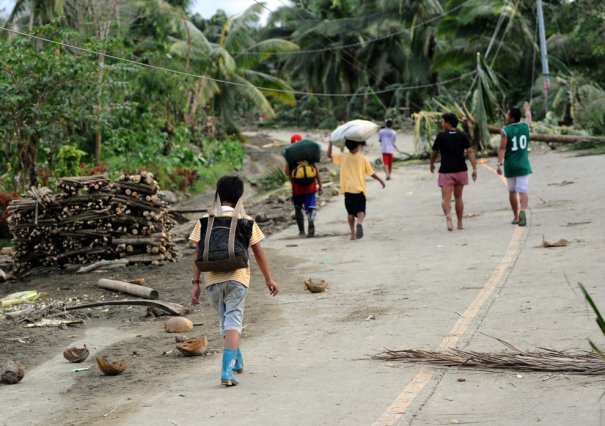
[28,9,34,32]
[488,127,605,144]
[95,129,102,165]
[187,77,206,124]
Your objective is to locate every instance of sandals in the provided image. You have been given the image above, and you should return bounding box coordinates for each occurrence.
[356,224,364,239]
[518,211,527,227]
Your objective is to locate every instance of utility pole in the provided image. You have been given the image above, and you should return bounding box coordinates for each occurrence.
[536,0,550,111]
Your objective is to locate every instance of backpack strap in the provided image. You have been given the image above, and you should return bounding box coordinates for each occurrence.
[227,198,245,259]
[202,191,221,264]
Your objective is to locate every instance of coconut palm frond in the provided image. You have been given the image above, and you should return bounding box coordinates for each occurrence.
[241,69,296,106]
[235,38,299,69]
[412,111,441,154]
[470,53,502,149]
[231,74,275,117]
[579,283,605,361]
[373,347,605,375]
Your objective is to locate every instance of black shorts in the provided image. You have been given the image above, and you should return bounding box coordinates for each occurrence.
[344,192,366,216]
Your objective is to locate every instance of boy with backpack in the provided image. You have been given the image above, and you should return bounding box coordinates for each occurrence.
[285,134,323,237]
[327,139,385,240]
[189,176,279,387]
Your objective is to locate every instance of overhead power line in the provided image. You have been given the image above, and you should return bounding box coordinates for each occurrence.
[237,0,473,56]
[0,26,476,98]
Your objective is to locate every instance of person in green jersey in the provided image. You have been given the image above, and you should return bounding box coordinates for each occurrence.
[497,102,532,227]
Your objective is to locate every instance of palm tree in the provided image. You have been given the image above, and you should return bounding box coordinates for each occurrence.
[6,0,65,32]
[265,0,369,96]
[171,4,298,132]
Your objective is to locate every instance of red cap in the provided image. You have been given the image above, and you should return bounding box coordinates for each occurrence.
[290,134,302,144]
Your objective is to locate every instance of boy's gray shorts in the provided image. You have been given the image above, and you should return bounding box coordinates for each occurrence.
[207,280,248,336]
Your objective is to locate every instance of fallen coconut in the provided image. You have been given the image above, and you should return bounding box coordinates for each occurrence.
[1,360,25,384]
[175,334,190,343]
[63,345,90,363]
[164,317,193,333]
[176,336,208,357]
[304,278,329,293]
[96,356,127,376]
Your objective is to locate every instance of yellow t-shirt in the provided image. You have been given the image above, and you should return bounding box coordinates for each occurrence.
[331,152,375,195]
[189,207,264,288]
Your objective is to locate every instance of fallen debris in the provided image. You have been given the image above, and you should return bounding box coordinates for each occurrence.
[96,356,127,376]
[77,259,129,274]
[541,236,569,248]
[63,346,90,363]
[25,318,84,328]
[304,278,329,293]
[97,278,159,300]
[1,290,45,308]
[1,360,25,384]
[176,336,207,357]
[165,317,193,333]
[373,347,605,375]
[64,299,190,316]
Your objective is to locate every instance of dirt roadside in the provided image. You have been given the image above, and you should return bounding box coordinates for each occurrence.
[0,128,334,425]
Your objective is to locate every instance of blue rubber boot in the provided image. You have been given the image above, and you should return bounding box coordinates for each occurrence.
[234,348,244,373]
[221,349,239,386]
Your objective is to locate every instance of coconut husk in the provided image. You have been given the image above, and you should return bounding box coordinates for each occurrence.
[1,360,25,384]
[304,279,329,293]
[542,236,569,248]
[96,356,127,376]
[63,345,89,363]
[176,336,207,357]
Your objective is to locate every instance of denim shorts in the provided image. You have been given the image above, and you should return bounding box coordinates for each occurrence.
[292,192,317,211]
[207,280,248,336]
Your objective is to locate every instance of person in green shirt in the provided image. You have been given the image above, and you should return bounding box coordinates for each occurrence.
[497,102,532,226]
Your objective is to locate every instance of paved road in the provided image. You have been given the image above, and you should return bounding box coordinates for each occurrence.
[122,136,605,425]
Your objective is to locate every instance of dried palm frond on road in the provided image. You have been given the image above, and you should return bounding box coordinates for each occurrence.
[373,347,605,375]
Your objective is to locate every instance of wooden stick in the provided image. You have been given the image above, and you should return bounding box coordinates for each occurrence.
[77,259,130,274]
[97,278,159,300]
[65,299,190,316]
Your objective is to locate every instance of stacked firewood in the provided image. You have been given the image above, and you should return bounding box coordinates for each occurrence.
[109,172,177,264]
[7,173,177,275]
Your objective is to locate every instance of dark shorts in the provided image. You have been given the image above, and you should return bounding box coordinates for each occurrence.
[344,192,366,216]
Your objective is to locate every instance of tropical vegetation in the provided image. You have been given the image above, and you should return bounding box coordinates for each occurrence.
[0,0,603,192]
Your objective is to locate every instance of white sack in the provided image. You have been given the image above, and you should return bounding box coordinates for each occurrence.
[330,120,379,147]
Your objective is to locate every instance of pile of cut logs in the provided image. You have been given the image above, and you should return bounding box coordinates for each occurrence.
[8,173,177,275]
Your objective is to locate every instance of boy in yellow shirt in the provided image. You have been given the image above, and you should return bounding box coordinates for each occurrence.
[189,176,279,386]
[327,140,385,240]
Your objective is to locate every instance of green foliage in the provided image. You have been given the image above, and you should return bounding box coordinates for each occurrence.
[3,0,604,199]
[273,95,338,128]
[249,166,288,191]
[579,283,605,360]
[55,145,87,177]
[0,28,99,190]
[470,54,503,149]
[346,87,386,119]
